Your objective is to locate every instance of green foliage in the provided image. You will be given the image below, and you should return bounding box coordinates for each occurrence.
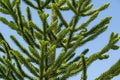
[0,0,120,80]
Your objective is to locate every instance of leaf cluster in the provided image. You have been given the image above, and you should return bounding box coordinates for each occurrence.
[0,0,120,80]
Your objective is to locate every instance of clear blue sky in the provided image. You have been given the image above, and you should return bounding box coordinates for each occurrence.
[0,0,120,80]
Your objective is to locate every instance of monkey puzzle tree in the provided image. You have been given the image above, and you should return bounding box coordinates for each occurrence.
[0,0,120,80]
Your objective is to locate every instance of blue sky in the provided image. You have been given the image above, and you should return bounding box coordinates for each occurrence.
[0,0,120,80]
